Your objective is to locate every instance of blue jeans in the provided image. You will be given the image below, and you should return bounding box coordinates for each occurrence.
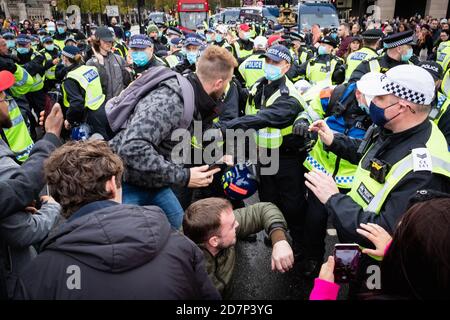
[122,183,184,230]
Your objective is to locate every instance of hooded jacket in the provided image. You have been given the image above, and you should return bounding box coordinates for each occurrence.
[14,200,220,300]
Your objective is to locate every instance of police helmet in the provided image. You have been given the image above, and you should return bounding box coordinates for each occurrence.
[221,161,258,201]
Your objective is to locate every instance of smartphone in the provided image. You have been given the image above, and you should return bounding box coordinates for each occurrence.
[333,244,361,283]
[208,162,228,171]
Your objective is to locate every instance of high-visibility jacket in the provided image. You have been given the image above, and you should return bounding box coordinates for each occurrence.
[348,121,450,214]
[1,95,34,162]
[245,77,306,149]
[165,53,183,68]
[306,55,342,86]
[233,41,253,59]
[441,68,450,96]
[21,52,45,92]
[436,40,450,72]
[9,64,34,97]
[238,54,265,88]
[53,38,65,51]
[345,47,379,82]
[62,65,105,111]
[40,49,58,80]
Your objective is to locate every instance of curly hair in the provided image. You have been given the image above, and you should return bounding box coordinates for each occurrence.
[44,140,124,218]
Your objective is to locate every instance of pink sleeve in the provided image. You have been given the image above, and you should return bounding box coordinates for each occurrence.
[309,278,340,300]
[384,240,393,257]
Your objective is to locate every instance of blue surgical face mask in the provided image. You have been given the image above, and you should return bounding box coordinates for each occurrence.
[47,27,55,34]
[369,101,400,127]
[264,63,283,81]
[6,40,15,49]
[131,51,149,67]
[39,35,46,42]
[186,51,198,65]
[158,31,163,38]
[401,47,413,62]
[45,44,55,51]
[16,47,30,55]
[57,27,65,34]
[242,32,251,40]
[206,34,213,43]
[318,45,328,55]
[215,34,223,43]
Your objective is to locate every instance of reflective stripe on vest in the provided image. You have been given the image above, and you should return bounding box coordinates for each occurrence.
[27,52,45,92]
[238,55,265,88]
[2,96,34,162]
[348,122,450,214]
[442,69,450,96]
[368,59,381,73]
[63,65,105,111]
[245,78,306,148]
[306,57,338,86]
[345,48,379,82]
[10,64,34,97]
[436,43,450,72]
[42,51,57,80]
[233,42,253,59]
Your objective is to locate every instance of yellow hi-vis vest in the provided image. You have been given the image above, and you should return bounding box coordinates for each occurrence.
[53,38,65,51]
[345,47,379,82]
[165,54,182,68]
[10,64,34,97]
[245,77,306,149]
[304,134,359,189]
[436,41,450,72]
[348,121,450,214]
[441,68,450,97]
[233,41,253,59]
[430,92,450,125]
[40,50,57,80]
[62,65,105,111]
[306,56,339,86]
[1,96,34,162]
[238,54,265,88]
[26,52,45,92]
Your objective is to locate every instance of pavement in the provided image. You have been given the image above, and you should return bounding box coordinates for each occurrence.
[228,192,348,300]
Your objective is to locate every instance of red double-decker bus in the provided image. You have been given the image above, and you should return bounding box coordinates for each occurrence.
[177,0,209,31]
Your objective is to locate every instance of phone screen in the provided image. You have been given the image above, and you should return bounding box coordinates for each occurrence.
[333,245,361,283]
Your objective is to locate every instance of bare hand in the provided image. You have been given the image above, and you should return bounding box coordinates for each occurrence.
[64,120,71,130]
[52,58,60,65]
[309,120,334,146]
[271,240,294,273]
[304,169,339,204]
[44,103,63,137]
[188,165,221,188]
[356,223,393,258]
[40,195,56,203]
[318,256,335,283]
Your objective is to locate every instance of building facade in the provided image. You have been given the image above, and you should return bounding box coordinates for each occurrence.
[0,0,53,21]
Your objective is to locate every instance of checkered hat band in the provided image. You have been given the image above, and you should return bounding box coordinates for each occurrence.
[381,75,426,104]
[62,51,75,59]
[267,48,291,63]
[384,35,413,48]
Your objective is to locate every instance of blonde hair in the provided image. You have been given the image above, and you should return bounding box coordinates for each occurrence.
[196,45,237,83]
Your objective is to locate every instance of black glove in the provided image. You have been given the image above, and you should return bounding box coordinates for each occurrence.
[292,119,310,138]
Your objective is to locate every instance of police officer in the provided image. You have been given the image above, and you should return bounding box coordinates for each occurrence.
[39,36,60,91]
[289,32,314,65]
[165,26,183,43]
[292,79,373,276]
[0,70,34,163]
[349,30,416,82]
[305,65,450,293]
[14,34,50,136]
[214,25,233,53]
[298,36,345,86]
[420,61,450,149]
[436,30,450,73]
[214,45,308,255]
[53,20,69,50]
[232,23,254,60]
[345,29,383,82]
[164,37,185,69]
[238,36,267,88]
[2,32,16,53]
[128,34,165,78]
[173,33,204,74]
[61,45,111,139]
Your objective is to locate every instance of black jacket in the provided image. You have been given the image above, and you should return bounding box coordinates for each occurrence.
[133,55,165,77]
[325,120,450,248]
[14,200,220,300]
[217,76,304,151]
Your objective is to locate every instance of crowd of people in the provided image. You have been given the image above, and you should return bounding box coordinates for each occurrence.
[0,10,449,300]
